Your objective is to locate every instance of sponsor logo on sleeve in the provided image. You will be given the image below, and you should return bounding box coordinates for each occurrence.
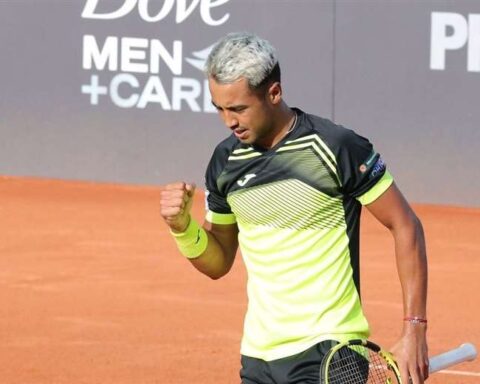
[359,151,377,173]
[369,157,386,179]
[359,155,386,179]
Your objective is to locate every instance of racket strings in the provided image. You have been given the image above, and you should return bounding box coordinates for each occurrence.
[325,346,399,384]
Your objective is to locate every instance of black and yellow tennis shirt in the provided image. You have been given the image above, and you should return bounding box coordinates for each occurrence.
[205,108,393,361]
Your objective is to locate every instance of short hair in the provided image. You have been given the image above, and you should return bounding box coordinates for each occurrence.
[205,32,280,90]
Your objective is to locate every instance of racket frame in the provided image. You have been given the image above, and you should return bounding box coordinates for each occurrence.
[320,339,401,384]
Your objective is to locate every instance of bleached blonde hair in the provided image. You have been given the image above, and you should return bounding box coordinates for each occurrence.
[205,32,280,89]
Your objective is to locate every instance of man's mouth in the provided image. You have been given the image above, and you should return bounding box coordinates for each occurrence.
[233,128,249,140]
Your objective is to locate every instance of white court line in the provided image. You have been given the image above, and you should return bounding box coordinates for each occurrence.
[437,369,480,377]
[370,364,480,378]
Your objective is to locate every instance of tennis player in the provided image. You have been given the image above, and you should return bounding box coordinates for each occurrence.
[160,32,428,384]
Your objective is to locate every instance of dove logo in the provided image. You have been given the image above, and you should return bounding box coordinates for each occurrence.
[82,0,231,26]
[237,174,257,187]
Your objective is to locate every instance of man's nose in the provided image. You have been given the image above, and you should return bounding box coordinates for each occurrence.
[223,111,239,129]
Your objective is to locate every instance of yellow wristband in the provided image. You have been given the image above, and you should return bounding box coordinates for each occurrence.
[170,218,208,259]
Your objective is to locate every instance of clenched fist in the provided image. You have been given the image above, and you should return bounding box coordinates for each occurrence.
[160,182,196,233]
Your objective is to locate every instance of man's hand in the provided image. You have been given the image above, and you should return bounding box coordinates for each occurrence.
[160,182,196,232]
[391,324,429,384]
[366,183,429,382]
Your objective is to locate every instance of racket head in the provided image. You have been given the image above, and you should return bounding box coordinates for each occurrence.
[319,339,402,384]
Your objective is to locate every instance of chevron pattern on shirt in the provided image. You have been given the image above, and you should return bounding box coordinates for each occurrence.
[227,178,345,230]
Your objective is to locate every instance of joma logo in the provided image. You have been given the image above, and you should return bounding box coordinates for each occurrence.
[237,174,256,187]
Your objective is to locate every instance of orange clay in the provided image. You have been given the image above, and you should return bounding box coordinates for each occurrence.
[0,176,478,384]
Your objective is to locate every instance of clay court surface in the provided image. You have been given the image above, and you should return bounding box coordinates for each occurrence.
[1,176,479,383]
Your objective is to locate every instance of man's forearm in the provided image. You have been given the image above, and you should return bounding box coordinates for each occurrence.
[170,217,239,280]
[393,214,428,320]
[187,225,238,279]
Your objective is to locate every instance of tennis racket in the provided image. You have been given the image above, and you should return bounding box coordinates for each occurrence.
[319,339,477,384]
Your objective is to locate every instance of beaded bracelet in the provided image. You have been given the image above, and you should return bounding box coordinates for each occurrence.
[403,316,428,324]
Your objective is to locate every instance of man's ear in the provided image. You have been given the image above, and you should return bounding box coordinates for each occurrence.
[267,82,282,105]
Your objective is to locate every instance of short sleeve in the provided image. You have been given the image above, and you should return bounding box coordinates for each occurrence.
[205,144,237,225]
[336,129,393,204]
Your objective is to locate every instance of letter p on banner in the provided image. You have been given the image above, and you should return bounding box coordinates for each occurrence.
[430,12,468,70]
[468,14,480,72]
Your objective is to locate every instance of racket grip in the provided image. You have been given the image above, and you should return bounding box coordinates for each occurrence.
[429,343,477,373]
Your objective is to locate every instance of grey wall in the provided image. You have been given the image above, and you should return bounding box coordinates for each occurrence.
[334,0,480,206]
[1,0,478,206]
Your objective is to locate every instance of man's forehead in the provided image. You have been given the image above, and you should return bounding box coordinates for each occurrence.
[208,77,256,106]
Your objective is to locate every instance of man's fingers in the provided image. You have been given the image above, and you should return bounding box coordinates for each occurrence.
[160,182,196,230]
[162,183,195,201]
[160,195,187,208]
[164,182,187,191]
[397,361,425,384]
[160,197,188,217]
[161,189,187,200]
[185,183,196,197]
[398,363,409,384]
[161,206,185,217]
[422,358,429,380]
[164,182,195,192]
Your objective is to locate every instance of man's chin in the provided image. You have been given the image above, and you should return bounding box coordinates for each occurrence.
[235,133,255,144]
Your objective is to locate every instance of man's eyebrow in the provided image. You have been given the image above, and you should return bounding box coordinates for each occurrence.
[211,101,247,111]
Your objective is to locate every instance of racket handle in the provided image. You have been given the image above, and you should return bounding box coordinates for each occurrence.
[429,343,477,373]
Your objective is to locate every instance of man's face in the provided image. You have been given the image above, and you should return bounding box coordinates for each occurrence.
[208,77,277,147]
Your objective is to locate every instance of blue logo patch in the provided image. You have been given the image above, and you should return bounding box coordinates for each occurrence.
[370,157,386,179]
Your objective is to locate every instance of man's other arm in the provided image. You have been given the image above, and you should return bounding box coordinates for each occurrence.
[366,183,429,384]
[160,182,238,280]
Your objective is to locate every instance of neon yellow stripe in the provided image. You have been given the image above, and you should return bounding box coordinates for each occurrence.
[206,210,237,224]
[233,148,256,154]
[228,153,262,161]
[357,171,394,205]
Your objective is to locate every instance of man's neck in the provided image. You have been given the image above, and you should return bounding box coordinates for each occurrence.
[266,105,296,149]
